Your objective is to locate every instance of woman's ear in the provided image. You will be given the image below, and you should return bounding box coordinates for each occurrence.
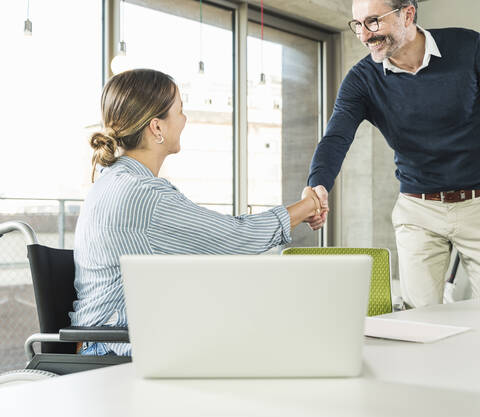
[148,118,165,139]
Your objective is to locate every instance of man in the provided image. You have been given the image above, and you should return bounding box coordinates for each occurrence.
[307,0,480,307]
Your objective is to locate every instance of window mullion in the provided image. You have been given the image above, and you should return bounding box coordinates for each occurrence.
[233,2,248,216]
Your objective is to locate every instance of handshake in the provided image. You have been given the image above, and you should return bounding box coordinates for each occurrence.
[301,185,329,231]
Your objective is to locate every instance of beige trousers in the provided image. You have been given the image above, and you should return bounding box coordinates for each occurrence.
[392,193,480,307]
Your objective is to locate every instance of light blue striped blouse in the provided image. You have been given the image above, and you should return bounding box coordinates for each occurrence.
[69,156,291,355]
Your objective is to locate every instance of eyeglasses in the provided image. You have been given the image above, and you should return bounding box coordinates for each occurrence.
[348,8,400,35]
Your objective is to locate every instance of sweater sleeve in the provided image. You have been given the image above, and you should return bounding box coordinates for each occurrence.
[147,191,292,255]
[308,67,369,191]
[475,32,480,85]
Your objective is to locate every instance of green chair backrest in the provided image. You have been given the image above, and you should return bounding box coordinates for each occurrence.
[282,247,392,316]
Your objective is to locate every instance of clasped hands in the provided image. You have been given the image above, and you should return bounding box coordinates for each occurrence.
[302,185,329,231]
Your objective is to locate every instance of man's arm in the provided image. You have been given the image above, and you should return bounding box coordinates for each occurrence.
[306,67,369,228]
[475,31,480,86]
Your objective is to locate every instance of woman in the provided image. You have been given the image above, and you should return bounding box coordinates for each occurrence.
[70,69,324,356]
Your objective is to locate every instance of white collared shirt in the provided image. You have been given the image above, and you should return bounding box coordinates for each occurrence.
[383,25,442,75]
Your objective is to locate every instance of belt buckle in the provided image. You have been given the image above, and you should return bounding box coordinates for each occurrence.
[441,190,455,203]
[442,190,465,203]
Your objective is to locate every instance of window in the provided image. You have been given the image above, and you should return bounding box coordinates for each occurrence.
[247,20,322,246]
[0,0,102,372]
[121,0,234,214]
[0,0,102,199]
[0,0,329,372]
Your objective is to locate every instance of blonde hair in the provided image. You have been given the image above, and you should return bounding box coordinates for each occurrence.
[90,69,177,182]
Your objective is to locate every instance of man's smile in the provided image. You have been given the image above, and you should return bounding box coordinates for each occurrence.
[367,35,386,50]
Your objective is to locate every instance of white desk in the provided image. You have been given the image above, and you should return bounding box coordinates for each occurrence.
[363,299,480,392]
[1,300,479,417]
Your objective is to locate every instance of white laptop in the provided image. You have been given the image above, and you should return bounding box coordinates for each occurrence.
[120,255,372,378]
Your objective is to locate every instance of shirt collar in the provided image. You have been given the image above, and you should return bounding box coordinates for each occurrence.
[114,156,155,178]
[382,26,442,75]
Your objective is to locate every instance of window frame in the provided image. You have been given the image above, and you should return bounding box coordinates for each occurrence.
[104,0,335,245]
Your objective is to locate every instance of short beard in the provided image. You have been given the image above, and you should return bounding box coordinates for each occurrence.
[367,34,397,63]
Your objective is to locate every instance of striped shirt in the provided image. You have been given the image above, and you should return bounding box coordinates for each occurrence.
[69,156,291,355]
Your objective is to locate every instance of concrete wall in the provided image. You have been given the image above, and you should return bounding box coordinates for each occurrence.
[326,0,480,287]
[282,37,320,247]
[259,0,477,291]
[419,0,480,31]
[258,0,352,31]
[261,0,400,271]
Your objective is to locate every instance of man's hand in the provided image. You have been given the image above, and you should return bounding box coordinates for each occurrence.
[305,185,329,230]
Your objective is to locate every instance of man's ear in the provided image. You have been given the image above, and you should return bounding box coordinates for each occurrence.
[404,5,416,26]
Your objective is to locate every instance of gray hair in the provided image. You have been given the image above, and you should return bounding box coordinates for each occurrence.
[385,0,418,24]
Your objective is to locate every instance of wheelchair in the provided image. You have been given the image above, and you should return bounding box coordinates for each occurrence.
[0,221,131,385]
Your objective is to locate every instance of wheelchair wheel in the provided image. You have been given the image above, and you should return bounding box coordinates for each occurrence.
[0,368,58,387]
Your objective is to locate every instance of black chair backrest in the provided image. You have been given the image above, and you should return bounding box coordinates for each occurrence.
[27,244,77,354]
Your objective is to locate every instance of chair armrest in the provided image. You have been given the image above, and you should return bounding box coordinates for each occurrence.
[59,326,130,343]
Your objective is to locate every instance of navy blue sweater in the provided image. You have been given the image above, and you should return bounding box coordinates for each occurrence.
[308,28,480,193]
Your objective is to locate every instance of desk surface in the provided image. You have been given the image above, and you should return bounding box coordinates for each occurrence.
[1,300,479,417]
[363,299,480,392]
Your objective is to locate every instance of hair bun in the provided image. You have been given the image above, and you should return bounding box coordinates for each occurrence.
[89,132,119,179]
[90,132,116,150]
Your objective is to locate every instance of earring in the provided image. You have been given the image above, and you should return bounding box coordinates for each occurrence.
[155,134,164,144]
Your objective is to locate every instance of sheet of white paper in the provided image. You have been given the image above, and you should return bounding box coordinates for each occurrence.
[364,317,471,343]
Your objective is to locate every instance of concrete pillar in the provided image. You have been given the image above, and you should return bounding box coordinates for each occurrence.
[282,37,320,247]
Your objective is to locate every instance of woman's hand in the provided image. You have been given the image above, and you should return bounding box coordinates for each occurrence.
[301,186,321,218]
[302,186,328,230]
[286,187,325,230]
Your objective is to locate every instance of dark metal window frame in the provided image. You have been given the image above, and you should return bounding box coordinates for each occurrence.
[102,0,333,245]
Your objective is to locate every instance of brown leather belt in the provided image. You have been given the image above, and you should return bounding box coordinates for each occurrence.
[403,190,480,203]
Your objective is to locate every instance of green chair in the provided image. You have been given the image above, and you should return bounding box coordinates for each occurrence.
[282,247,392,316]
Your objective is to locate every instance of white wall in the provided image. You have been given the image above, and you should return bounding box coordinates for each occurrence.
[419,0,480,31]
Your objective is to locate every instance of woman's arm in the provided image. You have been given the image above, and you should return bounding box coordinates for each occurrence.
[148,186,321,255]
